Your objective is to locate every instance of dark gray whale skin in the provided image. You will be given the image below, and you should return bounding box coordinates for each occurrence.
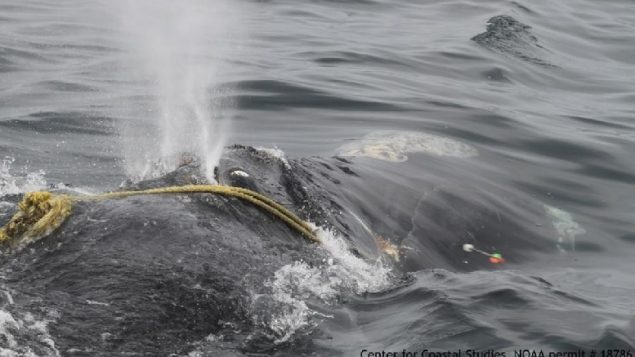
[0,145,561,355]
[471,15,552,66]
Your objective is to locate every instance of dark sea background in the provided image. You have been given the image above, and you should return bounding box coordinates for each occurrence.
[1,0,634,355]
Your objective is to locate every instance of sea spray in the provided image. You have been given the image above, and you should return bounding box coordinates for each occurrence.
[113,0,243,182]
[1,157,47,196]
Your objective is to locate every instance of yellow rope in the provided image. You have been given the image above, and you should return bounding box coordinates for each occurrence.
[0,185,319,249]
[0,192,72,247]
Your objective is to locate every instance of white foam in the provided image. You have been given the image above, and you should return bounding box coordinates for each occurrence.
[0,310,20,350]
[316,227,393,294]
[337,130,478,162]
[249,227,393,344]
[0,310,59,357]
[85,300,110,307]
[544,205,586,252]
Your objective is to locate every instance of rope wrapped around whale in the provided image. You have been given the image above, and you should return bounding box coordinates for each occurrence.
[0,185,320,249]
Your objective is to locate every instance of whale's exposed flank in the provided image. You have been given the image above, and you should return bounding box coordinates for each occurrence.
[0,146,583,354]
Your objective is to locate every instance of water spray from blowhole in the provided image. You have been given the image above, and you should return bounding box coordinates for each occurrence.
[114,0,243,182]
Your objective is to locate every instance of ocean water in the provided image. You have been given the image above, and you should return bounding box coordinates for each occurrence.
[1,0,634,355]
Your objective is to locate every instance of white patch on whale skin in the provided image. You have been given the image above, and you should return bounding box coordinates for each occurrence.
[335,130,477,162]
[229,170,249,178]
[544,204,586,252]
[336,130,478,162]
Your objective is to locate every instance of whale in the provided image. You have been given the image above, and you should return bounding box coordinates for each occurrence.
[0,143,574,355]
